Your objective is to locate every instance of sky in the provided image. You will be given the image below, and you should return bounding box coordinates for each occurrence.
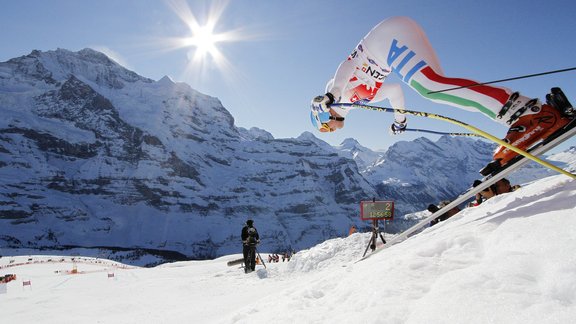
[1,0,576,153]
[2,174,576,323]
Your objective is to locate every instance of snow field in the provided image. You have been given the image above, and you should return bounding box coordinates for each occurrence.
[1,175,575,324]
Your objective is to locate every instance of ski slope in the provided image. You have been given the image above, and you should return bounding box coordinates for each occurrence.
[1,175,575,324]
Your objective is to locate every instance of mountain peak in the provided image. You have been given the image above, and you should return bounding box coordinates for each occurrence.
[339,138,361,149]
[16,48,154,89]
[76,48,120,66]
[25,48,119,67]
[238,127,274,141]
[158,75,175,85]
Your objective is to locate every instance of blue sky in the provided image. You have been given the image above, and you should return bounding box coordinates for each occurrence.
[1,0,575,154]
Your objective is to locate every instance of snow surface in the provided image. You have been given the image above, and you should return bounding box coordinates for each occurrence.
[1,174,575,324]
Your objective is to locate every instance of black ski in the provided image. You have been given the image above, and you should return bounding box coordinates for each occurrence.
[227,258,244,267]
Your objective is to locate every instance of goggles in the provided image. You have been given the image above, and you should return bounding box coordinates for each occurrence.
[310,110,344,133]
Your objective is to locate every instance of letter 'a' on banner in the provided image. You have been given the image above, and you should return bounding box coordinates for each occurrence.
[360,201,394,221]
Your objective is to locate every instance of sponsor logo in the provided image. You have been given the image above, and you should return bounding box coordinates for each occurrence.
[361,65,386,80]
[501,125,545,154]
[387,39,427,83]
[533,114,555,125]
[512,125,544,147]
[350,50,358,59]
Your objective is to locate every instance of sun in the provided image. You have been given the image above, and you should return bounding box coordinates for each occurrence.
[189,26,217,55]
[183,24,223,61]
[164,0,233,66]
[160,0,263,86]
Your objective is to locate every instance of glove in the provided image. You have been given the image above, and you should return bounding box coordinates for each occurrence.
[311,92,335,113]
[389,117,407,135]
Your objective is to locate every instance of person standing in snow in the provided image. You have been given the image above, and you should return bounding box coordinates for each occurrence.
[310,16,573,168]
[241,219,260,273]
[348,225,357,236]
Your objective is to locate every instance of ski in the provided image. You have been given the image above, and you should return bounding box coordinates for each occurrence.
[356,118,576,263]
[257,251,267,269]
[227,258,244,267]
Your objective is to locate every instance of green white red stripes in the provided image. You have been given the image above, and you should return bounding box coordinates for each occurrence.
[409,66,511,119]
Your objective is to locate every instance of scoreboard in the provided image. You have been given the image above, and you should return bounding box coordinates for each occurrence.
[360,201,394,221]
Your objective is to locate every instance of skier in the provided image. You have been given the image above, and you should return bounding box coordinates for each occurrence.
[241,219,260,273]
[310,16,573,168]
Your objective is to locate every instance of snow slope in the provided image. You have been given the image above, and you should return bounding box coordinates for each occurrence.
[1,174,575,323]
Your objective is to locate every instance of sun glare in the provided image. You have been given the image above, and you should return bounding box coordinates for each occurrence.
[164,0,234,68]
[160,0,264,87]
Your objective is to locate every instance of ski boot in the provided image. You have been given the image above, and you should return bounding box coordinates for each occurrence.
[547,87,575,117]
[480,88,575,176]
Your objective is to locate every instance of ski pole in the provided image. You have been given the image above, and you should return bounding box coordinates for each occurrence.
[405,128,480,137]
[255,248,266,269]
[332,103,576,179]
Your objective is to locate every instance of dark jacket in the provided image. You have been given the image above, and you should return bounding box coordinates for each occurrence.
[241,225,259,246]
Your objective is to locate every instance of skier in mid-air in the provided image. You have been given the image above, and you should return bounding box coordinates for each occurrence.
[310,16,574,168]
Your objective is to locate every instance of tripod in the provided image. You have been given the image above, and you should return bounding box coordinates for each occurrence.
[362,219,387,257]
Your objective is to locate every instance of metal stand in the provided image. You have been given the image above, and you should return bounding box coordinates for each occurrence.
[362,219,387,257]
[256,248,266,269]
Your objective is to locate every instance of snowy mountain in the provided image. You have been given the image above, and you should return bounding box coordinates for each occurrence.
[362,136,495,226]
[0,49,379,263]
[548,146,576,172]
[2,174,575,323]
[1,48,573,265]
[333,137,385,170]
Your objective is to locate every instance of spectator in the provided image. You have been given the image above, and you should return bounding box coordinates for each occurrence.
[428,200,461,226]
[348,225,357,236]
[241,219,260,274]
[474,178,514,202]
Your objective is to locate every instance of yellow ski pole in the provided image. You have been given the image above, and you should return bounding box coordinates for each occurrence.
[333,103,576,179]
